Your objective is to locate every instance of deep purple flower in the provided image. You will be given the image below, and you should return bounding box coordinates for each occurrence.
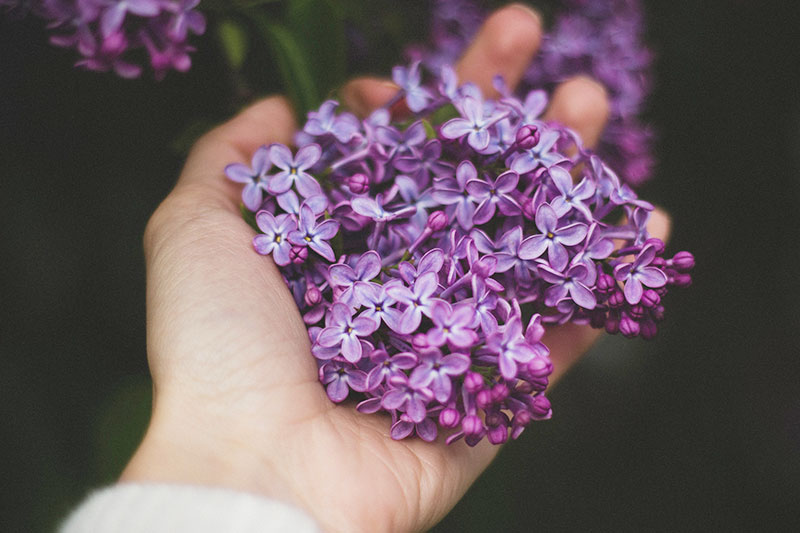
[267,143,323,198]
[287,204,340,262]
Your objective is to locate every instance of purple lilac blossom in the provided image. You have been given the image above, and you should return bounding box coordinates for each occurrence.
[408,0,656,186]
[226,60,693,446]
[13,0,205,78]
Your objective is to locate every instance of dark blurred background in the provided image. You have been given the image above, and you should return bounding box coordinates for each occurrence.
[2,1,799,531]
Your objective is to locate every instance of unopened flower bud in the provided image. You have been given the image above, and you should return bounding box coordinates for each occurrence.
[527,356,553,378]
[608,289,625,308]
[463,371,484,393]
[670,251,695,272]
[630,304,646,320]
[426,210,448,231]
[515,124,540,150]
[290,245,308,264]
[641,289,660,308]
[531,395,552,419]
[476,389,493,410]
[412,333,430,351]
[645,237,665,255]
[619,313,640,338]
[605,312,620,334]
[487,423,508,445]
[640,319,658,340]
[491,383,509,402]
[597,273,617,295]
[304,285,322,307]
[439,407,461,428]
[347,173,370,194]
[671,273,692,288]
[462,414,483,436]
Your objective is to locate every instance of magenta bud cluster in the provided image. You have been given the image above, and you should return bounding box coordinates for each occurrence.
[2,0,205,78]
[225,61,693,446]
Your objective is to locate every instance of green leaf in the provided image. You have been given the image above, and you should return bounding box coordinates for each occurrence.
[240,203,259,232]
[217,19,249,71]
[430,104,459,126]
[422,119,436,139]
[250,11,320,116]
[286,0,347,98]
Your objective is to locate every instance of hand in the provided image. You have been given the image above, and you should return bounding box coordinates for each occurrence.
[121,4,669,532]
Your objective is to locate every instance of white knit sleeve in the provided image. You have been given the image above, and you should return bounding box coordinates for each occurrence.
[59,483,321,533]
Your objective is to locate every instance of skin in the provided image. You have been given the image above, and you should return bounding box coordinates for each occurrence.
[120,4,670,532]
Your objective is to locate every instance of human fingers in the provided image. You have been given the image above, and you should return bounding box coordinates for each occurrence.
[544,75,611,149]
[341,3,543,115]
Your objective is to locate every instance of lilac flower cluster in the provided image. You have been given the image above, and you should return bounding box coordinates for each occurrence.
[226,63,693,445]
[408,0,655,185]
[2,0,205,78]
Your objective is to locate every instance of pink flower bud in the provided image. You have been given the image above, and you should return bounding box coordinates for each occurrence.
[463,371,484,393]
[515,124,540,149]
[347,173,370,194]
[304,286,322,307]
[620,313,640,338]
[462,414,484,436]
[641,289,661,308]
[670,251,695,272]
[426,210,448,231]
[530,395,552,419]
[487,423,508,445]
[290,245,308,264]
[439,407,461,428]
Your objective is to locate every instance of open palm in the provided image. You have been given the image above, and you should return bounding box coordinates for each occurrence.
[121,5,669,532]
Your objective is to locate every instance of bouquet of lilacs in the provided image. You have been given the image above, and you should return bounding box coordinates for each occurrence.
[225,62,694,446]
[1,0,205,78]
[408,0,655,185]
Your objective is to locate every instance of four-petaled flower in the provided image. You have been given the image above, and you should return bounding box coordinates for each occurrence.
[614,242,668,304]
[317,303,378,363]
[253,212,296,266]
[225,145,270,211]
[409,347,471,402]
[267,143,323,198]
[519,203,588,271]
[288,204,340,262]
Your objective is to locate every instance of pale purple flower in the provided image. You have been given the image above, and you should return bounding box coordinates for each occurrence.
[441,96,506,151]
[426,301,479,349]
[393,60,433,112]
[353,282,404,331]
[432,160,481,229]
[486,316,536,379]
[304,100,360,143]
[365,350,417,391]
[549,165,596,220]
[329,251,382,306]
[519,203,588,271]
[409,347,471,402]
[614,242,668,304]
[267,143,323,198]
[382,374,434,423]
[320,360,367,402]
[466,170,522,225]
[391,414,438,442]
[253,212,296,266]
[375,121,427,161]
[538,263,598,310]
[509,129,564,174]
[225,145,271,211]
[317,303,378,363]
[287,204,339,262]
[385,272,440,334]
